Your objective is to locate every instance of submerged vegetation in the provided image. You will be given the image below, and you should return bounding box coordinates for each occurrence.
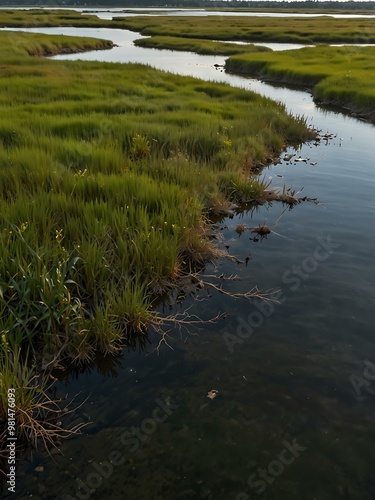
[0,29,315,454]
[226,45,375,121]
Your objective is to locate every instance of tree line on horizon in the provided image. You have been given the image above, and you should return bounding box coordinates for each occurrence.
[2,1,375,11]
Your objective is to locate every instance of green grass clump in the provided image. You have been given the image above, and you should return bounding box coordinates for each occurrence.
[134,36,272,55]
[226,45,375,121]
[0,31,313,365]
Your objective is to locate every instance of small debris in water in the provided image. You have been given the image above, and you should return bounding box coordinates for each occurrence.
[235,224,248,235]
[322,133,336,140]
[35,466,44,473]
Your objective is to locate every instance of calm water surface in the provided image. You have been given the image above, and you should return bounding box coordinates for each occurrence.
[1,23,375,500]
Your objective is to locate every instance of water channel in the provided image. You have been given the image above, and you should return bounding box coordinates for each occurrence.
[1,14,375,500]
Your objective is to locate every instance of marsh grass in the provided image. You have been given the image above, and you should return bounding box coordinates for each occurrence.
[226,45,375,121]
[0,31,314,447]
[0,9,112,29]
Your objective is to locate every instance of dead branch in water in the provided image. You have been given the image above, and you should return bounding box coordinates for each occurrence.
[152,271,279,352]
[191,272,277,301]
